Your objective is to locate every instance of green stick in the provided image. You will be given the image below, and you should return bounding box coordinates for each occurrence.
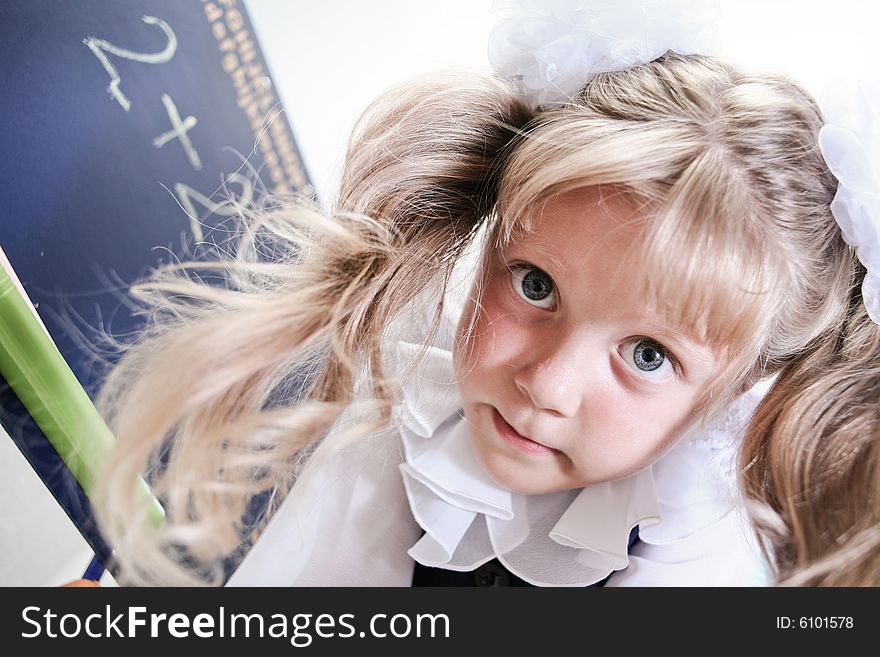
[0,263,164,527]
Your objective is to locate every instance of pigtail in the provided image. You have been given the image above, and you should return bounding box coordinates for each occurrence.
[315,69,532,402]
[92,69,532,585]
[740,266,880,586]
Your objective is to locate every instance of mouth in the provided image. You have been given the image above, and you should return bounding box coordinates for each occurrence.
[491,408,559,457]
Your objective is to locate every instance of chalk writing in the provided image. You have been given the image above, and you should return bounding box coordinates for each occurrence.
[83,15,177,112]
[83,6,302,244]
[173,173,254,243]
[153,94,203,171]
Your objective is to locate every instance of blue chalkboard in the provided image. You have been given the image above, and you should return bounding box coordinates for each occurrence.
[0,0,313,576]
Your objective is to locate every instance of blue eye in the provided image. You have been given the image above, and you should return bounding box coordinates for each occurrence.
[621,338,676,381]
[511,265,556,310]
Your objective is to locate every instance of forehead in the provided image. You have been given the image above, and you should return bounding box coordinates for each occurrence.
[502,187,648,291]
[521,186,642,233]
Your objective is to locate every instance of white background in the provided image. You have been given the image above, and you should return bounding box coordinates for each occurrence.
[245,0,879,208]
[5,0,877,585]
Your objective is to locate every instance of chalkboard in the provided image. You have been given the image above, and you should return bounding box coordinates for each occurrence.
[0,0,313,574]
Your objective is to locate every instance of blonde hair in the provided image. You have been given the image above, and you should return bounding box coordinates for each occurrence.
[93,55,880,586]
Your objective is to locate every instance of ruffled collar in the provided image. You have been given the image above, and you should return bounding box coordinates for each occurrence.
[392,337,769,587]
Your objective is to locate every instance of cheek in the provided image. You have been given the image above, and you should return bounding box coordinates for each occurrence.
[454,286,529,385]
[572,394,700,481]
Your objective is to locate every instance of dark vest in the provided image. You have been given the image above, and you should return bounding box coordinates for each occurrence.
[412,525,640,587]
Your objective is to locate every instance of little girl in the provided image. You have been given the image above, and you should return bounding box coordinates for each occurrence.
[90,10,880,586]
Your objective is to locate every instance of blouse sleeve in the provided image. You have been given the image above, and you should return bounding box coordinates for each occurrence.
[605,506,771,587]
[228,233,481,586]
[226,423,420,586]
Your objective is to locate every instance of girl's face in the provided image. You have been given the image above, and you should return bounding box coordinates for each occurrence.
[453,187,723,495]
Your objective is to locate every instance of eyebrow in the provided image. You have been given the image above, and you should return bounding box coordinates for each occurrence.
[650,326,719,375]
[499,241,568,276]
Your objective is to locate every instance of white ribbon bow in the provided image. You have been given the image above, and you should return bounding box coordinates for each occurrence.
[819,82,880,324]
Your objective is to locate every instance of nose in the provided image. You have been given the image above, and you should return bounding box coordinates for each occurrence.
[512,335,586,418]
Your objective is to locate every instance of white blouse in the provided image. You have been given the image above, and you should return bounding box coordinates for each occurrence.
[228,262,771,587]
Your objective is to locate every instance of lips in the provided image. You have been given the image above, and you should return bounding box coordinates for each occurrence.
[491,408,559,457]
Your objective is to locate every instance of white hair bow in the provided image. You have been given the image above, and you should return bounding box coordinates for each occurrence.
[487,0,721,108]
[819,82,880,324]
